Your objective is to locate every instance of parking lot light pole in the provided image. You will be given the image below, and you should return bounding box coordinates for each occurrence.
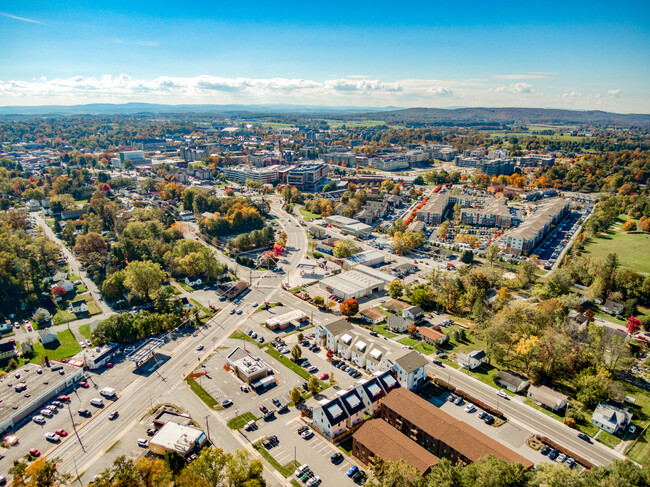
[205,415,211,444]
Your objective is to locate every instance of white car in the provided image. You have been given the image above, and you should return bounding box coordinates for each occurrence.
[79,341,86,348]
[464,404,476,413]
[252,302,259,307]
[137,438,149,447]
[44,432,60,442]
[33,416,46,425]
[301,429,314,439]
[496,390,508,399]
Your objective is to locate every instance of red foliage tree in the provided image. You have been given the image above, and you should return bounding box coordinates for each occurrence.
[101,183,111,193]
[627,316,641,335]
[52,286,67,297]
[339,298,359,316]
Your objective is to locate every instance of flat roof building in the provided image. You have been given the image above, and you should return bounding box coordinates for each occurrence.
[319,270,384,300]
[226,347,271,384]
[265,310,308,330]
[148,421,208,457]
[0,361,84,435]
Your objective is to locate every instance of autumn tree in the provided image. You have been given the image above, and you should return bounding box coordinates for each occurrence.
[623,220,637,232]
[291,344,302,362]
[333,239,360,258]
[340,298,359,316]
[74,232,108,260]
[312,295,324,306]
[307,375,320,395]
[9,457,71,487]
[290,386,302,403]
[627,316,641,335]
[123,260,166,301]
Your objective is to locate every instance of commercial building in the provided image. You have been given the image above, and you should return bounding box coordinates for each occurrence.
[148,421,208,457]
[286,162,329,190]
[319,270,384,300]
[226,347,272,384]
[354,265,395,285]
[505,198,569,254]
[341,249,385,270]
[222,165,285,184]
[374,156,410,171]
[324,215,357,228]
[0,361,84,435]
[516,154,555,169]
[353,419,439,474]
[71,343,121,370]
[380,389,533,467]
[110,150,151,169]
[265,310,308,330]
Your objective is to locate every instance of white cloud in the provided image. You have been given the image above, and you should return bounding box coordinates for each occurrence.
[561,91,582,103]
[0,11,42,24]
[427,87,453,97]
[494,73,554,80]
[490,83,534,94]
[608,89,621,97]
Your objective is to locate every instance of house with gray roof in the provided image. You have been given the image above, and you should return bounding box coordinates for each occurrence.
[381,350,428,390]
[592,403,632,435]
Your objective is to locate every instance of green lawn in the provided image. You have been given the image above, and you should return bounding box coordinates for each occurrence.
[78,324,91,340]
[338,437,353,455]
[628,428,650,465]
[597,430,622,449]
[52,293,101,325]
[230,331,261,346]
[372,323,397,338]
[175,280,195,292]
[227,411,259,429]
[31,329,82,364]
[582,215,650,274]
[413,341,438,355]
[254,440,300,477]
[398,337,419,347]
[523,399,599,437]
[298,206,321,221]
[185,377,220,410]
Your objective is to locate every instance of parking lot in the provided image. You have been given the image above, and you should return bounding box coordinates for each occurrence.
[533,210,585,264]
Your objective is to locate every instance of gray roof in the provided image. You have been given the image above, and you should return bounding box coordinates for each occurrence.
[392,350,428,373]
[497,370,529,388]
[593,403,632,428]
[322,318,353,336]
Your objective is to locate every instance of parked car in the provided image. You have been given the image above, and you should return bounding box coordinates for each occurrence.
[347,466,359,478]
[453,396,463,406]
[55,429,68,436]
[577,433,591,442]
[483,415,494,425]
[330,452,344,464]
[137,438,148,448]
[33,416,46,425]
[548,449,559,460]
[45,432,60,442]
[272,398,281,407]
[556,453,567,463]
[263,411,275,421]
[29,449,40,457]
[540,445,551,455]
[78,409,91,417]
[464,404,475,413]
[301,428,314,439]
[259,404,268,413]
[221,399,233,408]
[79,381,89,388]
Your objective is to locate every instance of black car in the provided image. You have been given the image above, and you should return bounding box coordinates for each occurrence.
[483,415,494,425]
[302,382,309,391]
[108,411,119,420]
[268,435,279,444]
[369,331,379,337]
[272,398,281,407]
[78,409,91,417]
[263,411,275,421]
[432,359,443,366]
[352,470,365,482]
[540,445,551,455]
[147,428,156,436]
[577,433,591,442]
[548,448,559,460]
[330,452,344,464]
[298,425,309,434]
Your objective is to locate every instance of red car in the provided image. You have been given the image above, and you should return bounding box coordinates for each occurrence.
[319,373,329,380]
[29,449,40,457]
[259,404,268,413]
[79,381,89,388]
[105,363,114,368]
[57,395,70,402]
[55,429,68,437]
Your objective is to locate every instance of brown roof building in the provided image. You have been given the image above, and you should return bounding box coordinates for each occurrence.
[380,389,533,468]
[353,419,438,475]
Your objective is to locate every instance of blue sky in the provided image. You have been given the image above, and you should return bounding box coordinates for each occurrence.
[1,1,649,112]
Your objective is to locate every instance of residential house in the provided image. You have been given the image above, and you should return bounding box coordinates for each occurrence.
[349,338,370,368]
[592,403,632,435]
[403,305,424,322]
[387,315,412,333]
[527,385,568,412]
[417,327,447,346]
[364,347,385,374]
[360,307,386,325]
[354,371,399,415]
[457,350,487,370]
[566,310,589,333]
[313,396,349,438]
[68,301,89,314]
[316,318,353,351]
[179,297,193,310]
[337,332,358,360]
[496,370,530,393]
[603,300,624,316]
[0,342,17,362]
[184,276,202,287]
[38,329,59,346]
[381,350,428,390]
[51,280,74,294]
[382,299,409,313]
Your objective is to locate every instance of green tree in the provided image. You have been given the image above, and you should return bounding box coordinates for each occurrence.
[333,239,360,258]
[329,372,337,387]
[290,386,302,404]
[460,250,474,264]
[312,295,324,306]
[163,450,187,477]
[307,375,320,395]
[485,244,500,265]
[388,280,404,299]
[411,287,432,308]
[102,271,127,300]
[373,459,422,487]
[291,344,302,362]
[124,260,165,300]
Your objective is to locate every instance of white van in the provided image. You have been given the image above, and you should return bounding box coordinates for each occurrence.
[90,398,104,407]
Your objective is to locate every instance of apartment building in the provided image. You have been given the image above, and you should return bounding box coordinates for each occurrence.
[506,198,569,254]
[460,197,514,228]
[516,154,555,168]
[380,350,428,390]
[222,165,282,184]
[478,158,515,176]
[378,389,533,467]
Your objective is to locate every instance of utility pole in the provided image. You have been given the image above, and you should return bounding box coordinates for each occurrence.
[67,402,84,451]
[205,415,211,444]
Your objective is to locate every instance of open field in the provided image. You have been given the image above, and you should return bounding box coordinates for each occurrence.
[582,215,650,274]
[298,206,321,220]
[319,119,387,129]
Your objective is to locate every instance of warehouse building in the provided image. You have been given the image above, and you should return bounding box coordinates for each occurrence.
[342,249,385,270]
[319,271,385,300]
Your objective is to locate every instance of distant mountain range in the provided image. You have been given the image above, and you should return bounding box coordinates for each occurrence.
[0,103,648,126]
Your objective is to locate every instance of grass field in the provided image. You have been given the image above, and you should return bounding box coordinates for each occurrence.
[31,329,82,364]
[78,324,91,340]
[227,411,259,429]
[298,206,321,221]
[582,215,650,274]
[396,336,437,355]
[371,323,397,338]
[52,293,101,325]
[185,377,220,409]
